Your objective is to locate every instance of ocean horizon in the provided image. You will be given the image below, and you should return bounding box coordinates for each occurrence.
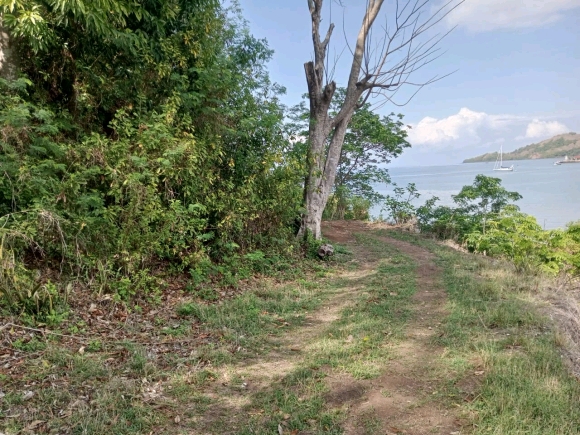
[372,158,580,229]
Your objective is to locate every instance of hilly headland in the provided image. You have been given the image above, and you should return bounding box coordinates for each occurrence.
[464,132,580,163]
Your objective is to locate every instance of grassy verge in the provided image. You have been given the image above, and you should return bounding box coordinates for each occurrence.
[185,232,419,434]
[0,230,420,434]
[380,229,580,435]
[0,254,337,435]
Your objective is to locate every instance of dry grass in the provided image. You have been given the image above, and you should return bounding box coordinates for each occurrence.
[542,279,580,377]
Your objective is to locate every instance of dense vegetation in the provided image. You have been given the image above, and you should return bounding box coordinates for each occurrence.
[464,132,580,163]
[382,175,580,276]
[0,1,308,318]
[1,1,578,324]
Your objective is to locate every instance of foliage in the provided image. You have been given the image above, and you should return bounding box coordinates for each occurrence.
[382,183,420,224]
[416,175,522,237]
[323,191,371,221]
[463,206,565,274]
[416,175,580,276]
[331,90,410,206]
[1,0,224,129]
[452,174,522,234]
[0,2,305,317]
[288,89,410,221]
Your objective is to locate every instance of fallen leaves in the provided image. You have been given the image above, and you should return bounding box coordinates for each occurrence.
[25,420,45,431]
[22,390,34,401]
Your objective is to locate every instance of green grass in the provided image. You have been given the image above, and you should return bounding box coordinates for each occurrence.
[176,279,331,363]
[305,242,417,378]
[381,228,580,434]
[235,368,343,435]
[441,253,580,435]
[5,227,580,434]
[1,252,345,434]
[221,232,419,433]
[1,347,164,434]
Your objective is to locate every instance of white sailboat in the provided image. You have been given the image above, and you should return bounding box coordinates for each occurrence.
[493,145,514,171]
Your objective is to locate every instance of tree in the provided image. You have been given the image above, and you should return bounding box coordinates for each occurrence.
[287,88,410,220]
[0,23,18,80]
[452,174,522,234]
[0,0,225,130]
[382,182,420,224]
[334,98,410,217]
[299,0,462,239]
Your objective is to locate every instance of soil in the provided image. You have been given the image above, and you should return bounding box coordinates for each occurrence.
[199,220,468,434]
[322,221,463,435]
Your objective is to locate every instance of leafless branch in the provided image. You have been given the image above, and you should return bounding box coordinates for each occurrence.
[353,0,463,108]
[300,0,463,238]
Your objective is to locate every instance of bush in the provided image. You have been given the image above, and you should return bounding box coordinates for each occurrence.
[0,3,308,319]
[382,183,420,224]
[323,191,371,221]
[0,78,302,316]
[416,175,580,276]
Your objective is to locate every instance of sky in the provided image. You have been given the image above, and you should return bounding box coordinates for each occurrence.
[238,0,580,167]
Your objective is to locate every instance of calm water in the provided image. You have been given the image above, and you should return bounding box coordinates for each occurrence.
[371,159,580,229]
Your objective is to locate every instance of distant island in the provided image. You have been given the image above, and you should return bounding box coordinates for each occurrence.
[463,132,580,163]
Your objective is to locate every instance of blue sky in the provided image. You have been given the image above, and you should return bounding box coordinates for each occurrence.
[238,0,580,166]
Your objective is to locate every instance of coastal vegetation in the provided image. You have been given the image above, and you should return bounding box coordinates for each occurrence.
[2,2,580,435]
[463,132,580,163]
[381,175,580,277]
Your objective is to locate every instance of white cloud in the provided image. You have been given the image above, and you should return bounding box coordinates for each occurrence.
[524,119,569,139]
[443,0,580,32]
[407,108,519,148]
[407,108,573,149]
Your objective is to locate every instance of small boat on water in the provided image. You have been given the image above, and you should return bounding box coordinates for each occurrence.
[554,155,580,165]
[493,145,514,171]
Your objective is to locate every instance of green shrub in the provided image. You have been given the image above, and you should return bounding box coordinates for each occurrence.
[0,72,303,316]
[323,192,371,221]
[382,183,420,224]
[416,175,580,276]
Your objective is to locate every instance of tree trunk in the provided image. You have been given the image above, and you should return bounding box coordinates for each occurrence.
[298,0,383,240]
[298,106,333,239]
[298,0,455,239]
[299,115,352,238]
[0,24,18,80]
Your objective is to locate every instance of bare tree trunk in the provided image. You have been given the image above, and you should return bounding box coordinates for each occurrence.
[0,23,18,80]
[298,0,462,239]
[298,0,382,239]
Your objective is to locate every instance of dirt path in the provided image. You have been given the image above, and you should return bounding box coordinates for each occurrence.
[199,220,462,434]
[205,223,384,424]
[322,221,461,435]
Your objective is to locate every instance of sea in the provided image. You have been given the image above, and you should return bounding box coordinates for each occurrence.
[371,158,580,229]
